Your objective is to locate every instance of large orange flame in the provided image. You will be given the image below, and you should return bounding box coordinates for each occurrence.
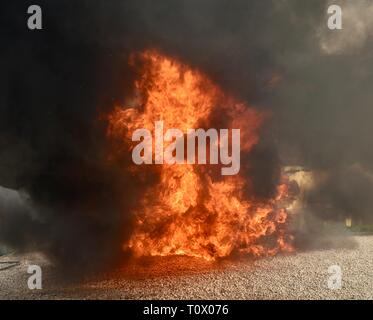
[107,50,293,260]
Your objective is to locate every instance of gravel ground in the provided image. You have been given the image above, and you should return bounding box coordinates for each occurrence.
[0,235,372,300]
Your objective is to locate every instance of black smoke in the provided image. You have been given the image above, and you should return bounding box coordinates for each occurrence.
[1,0,372,269]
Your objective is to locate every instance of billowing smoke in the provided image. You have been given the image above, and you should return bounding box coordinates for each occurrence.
[1,0,372,269]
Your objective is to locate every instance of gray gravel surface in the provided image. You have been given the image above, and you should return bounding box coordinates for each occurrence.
[0,235,372,300]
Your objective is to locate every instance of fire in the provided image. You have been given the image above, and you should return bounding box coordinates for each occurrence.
[107,50,293,260]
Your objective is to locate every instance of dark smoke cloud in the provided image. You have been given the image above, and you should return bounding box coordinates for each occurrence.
[307,164,373,223]
[0,0,372,269]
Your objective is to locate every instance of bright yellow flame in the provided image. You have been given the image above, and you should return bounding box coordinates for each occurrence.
[107,49,293,260]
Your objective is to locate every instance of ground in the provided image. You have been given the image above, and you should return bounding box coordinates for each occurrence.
[0,235,372,300]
